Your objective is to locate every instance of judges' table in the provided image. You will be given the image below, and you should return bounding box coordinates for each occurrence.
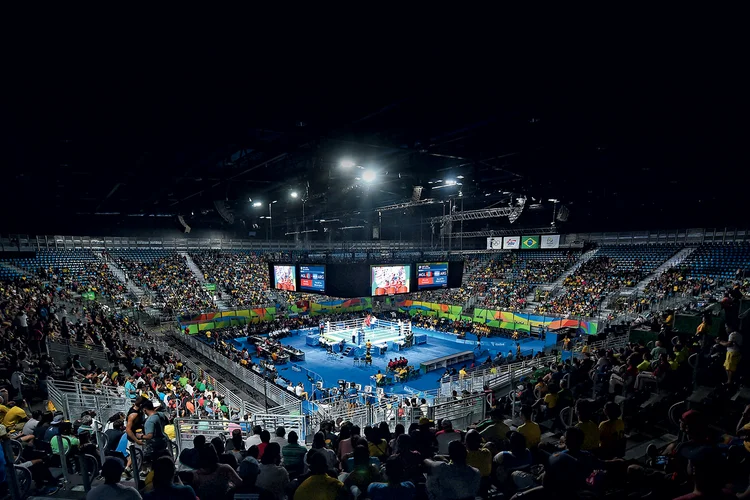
[420,351,475,374]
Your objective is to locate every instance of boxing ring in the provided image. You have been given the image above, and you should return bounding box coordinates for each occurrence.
[320,317,413,352]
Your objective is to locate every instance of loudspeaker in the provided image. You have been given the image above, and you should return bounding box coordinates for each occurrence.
[177,215,191,233]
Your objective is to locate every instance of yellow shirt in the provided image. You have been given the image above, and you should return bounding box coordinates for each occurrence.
[459,369,467,379]
[577,420,600,451]
[637,360,652,372]
[164,424,176,440]
[375,373,384,382]
[517,421,541,448]
[466,448,493,477]
[2,405,28,427]
[543,393,558,409]
[599,418,625,451]
[294,473,344,500]
[582,345,590,353]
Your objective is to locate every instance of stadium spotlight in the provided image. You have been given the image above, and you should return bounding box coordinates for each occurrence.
[252,201,262,207]
[290,191,299,198]
[340,159,355,169]
[362,170,376,183]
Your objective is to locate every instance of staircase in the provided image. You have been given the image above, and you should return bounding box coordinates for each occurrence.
[179,252,231,311]
[95,252,162,316]
[519,249,599,312]
[180,252,206,284]
[633,247,697,292]
[343,347,353,356]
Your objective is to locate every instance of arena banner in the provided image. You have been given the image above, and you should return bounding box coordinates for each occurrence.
[309,297,372,316]
[503,236,520,250]
[540,234,560,249]
[471,308,598,335]
[486,237,503,250]
[392,299,463,321]
[521,235,540,249]
[178,307,277,329]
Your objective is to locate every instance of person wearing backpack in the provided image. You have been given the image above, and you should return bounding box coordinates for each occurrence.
[141,399,170,464]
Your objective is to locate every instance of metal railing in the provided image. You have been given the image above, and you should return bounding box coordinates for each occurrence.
[440,355,557,395]
[47,339,111,369]
[431,394,486,432]
[173,331,302,414]
[47,380,131,423]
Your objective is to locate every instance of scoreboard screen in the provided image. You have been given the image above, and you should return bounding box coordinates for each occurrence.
[417,262,449,290]
[299,264,326,293]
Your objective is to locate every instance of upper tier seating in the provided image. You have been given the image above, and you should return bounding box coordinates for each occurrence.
[681,242,750,280]
[594,244,680,272]
[190,250,270,307]
[109,250,214,313]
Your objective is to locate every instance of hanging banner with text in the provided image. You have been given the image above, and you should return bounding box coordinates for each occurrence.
[540,234,560,249]
[503,236,520,249]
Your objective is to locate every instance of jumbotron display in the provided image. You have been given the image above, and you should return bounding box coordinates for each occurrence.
[416,262,449,290]
[371,264,410,296]
[273,265,296,291]
[299,264,326,293]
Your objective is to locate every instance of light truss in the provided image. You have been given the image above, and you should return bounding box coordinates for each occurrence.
[375,199,437,212]
[426,205,522,223]
[448,227,557,238]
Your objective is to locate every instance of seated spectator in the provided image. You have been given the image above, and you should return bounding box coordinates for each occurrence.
[104,419,126,455]
[235,454,274,500]
[367,456,416,500]
[190,444,243,500]
[425,440,480,500]
[477,408,511,443]
[179,435,205,469]
[574,399,600,452]
[517,405,541,449]
[342,445,381,495]
[51,421,80,455]
[282,430,307,476]
[256,442,290,500]
[144,456,197,500]
[225,428,245,460]
[86,457,141,500]
[465,429,492,495]
[494,431,532,484]
[294,450,346,500]
[598,402,625,459]
[365,425,388,461]
[258,429,271,459]
[509,451,588,500]
[306,431,338,472]
[391,434,423,485]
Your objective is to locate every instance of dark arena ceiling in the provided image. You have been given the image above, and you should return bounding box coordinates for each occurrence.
[3,40,747,241]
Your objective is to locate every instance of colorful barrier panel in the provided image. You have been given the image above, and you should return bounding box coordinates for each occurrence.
[392,299,463,320]
[471,308,598,335]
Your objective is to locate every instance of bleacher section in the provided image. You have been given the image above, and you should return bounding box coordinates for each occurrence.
[681,242,750,280]
[190,250,270,307]
[594,244,680,272]
[109,249,215,313]
[534,245,680,317]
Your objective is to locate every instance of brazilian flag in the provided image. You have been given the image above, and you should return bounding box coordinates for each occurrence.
[521,235,540,249]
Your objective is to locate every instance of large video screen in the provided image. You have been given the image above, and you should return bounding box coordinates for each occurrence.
[371,265,410,296]
[417,262,449,290]
[273,265,296,291]
[299,264,326,293]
